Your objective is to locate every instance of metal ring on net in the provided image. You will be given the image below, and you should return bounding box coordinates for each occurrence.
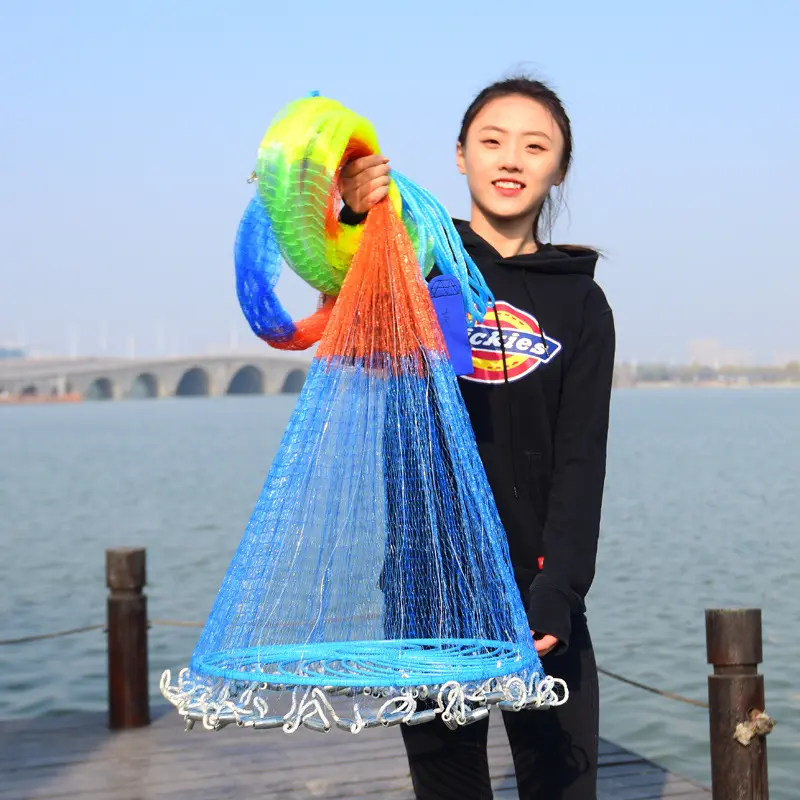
[189,639,523,686]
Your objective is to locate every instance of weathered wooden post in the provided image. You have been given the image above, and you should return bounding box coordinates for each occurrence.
[706,608,773,800]
[106,547,150,729]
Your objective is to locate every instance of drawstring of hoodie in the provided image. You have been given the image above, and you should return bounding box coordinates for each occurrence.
[490,278,551,503]
[520,278,550,360]
[492,304,519,500]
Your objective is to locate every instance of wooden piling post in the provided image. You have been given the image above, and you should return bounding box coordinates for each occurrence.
[706,608,770,800]
[106,547,150,729]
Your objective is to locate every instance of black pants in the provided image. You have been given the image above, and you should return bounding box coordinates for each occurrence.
[400,615,599,800]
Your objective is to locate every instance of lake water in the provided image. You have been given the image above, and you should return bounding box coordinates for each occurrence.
[1,390,797,798]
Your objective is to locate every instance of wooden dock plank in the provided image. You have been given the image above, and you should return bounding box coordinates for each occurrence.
[0,705,709,799]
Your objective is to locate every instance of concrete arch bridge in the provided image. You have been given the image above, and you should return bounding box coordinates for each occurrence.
[0,355,312,400]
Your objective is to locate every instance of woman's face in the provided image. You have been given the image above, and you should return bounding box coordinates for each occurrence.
[457,94,565,224]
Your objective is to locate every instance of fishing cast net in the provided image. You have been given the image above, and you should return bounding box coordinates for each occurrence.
[161,95,567,734]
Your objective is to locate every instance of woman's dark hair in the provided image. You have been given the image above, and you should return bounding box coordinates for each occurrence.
[458,77,573,244]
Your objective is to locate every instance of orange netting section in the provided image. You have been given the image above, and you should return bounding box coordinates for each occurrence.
[316,200,445,368]
[260,295,337,350]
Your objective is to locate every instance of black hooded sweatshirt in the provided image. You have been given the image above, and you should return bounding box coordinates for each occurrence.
[342,208,615,650]
[450,220,615,650]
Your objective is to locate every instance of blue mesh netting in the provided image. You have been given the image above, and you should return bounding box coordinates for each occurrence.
[191,358,531,681]
[234,193,297,346]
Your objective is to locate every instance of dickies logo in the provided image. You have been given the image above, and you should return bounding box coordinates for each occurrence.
[461,301,561,384]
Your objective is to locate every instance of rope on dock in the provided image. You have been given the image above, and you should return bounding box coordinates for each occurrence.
[0,621,710,710]
[149,619,204,628]
[597,666,709,709]
[0,624,105,645]
[0,619,203,645]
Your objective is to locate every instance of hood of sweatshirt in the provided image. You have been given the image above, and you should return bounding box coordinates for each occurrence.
[453,219,599,278]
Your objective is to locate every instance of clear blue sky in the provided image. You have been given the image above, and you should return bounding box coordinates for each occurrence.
[1,0,798,363]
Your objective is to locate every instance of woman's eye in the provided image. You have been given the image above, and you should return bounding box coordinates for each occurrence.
[527,144,544,152]
[482,139,500,146]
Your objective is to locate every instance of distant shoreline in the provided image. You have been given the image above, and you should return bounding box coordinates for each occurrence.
[614,382,800,390]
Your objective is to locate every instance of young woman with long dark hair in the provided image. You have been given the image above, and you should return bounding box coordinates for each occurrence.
[339,77,615,800]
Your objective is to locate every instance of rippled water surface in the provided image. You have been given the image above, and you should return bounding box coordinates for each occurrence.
[1,390,797,798]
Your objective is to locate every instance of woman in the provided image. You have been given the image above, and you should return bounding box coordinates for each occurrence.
[339,77,615,800]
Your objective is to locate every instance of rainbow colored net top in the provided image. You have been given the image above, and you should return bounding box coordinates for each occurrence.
[236,93,493,351]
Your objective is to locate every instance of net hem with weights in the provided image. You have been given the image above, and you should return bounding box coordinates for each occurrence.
[161,645,567,733]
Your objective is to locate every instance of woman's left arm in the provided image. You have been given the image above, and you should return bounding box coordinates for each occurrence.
[527,287,616,654]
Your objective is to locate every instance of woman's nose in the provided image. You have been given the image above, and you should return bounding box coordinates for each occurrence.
[502,146,522,170]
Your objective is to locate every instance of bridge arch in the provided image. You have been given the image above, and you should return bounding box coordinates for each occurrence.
[85,377,114,400]
[227,365,264,395]
[176,367,210,397]
[281,369,307,394]
[130,373,159,399]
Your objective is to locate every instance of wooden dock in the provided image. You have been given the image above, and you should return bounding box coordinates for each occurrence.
[1,704,709,799]
[2,551,765,799]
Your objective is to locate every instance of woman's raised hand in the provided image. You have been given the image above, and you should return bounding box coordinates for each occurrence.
[339,154,391,215]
